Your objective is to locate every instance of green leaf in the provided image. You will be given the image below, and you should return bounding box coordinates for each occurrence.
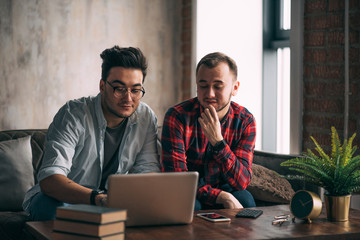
[311,136,330,161]
[331,126,341,159]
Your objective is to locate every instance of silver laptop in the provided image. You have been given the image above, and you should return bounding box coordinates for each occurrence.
[107,171,199,227]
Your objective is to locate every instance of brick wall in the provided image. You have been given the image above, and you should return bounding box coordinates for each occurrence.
[303,0,360,152]
[181,0,192,100]
[181,0,360,152]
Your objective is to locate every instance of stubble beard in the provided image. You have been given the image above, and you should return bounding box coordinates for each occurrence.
[110,102,135,119]
[109,108,134,119]
[105,94,136,119]
[203,92,232,112]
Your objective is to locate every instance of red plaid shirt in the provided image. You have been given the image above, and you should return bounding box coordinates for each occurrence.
[161,98,256,207]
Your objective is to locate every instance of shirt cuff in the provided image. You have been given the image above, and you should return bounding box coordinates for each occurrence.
[198,186,222,207]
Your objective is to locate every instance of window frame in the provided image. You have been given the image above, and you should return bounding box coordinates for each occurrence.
[262,0,303,154]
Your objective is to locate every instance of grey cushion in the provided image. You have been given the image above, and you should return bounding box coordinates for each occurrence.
[0,136,34,211]
[0,129,47,184]
[247,163,295,203]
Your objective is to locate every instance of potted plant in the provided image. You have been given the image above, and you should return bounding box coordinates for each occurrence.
[280,126,360,221]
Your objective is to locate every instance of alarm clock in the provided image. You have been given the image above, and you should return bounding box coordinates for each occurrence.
[290,190,322,223]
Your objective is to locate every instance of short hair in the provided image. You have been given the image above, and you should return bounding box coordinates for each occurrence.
[100,46,148,82]
[196,52,238,80]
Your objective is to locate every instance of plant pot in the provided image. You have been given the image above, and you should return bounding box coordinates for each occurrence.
[324,194,351,221]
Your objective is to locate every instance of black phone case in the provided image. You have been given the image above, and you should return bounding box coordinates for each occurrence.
[236,209,263,218]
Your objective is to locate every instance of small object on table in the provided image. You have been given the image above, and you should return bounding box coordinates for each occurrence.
[290,190,322,224]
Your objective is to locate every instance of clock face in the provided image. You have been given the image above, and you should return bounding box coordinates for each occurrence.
[290,191,314,219]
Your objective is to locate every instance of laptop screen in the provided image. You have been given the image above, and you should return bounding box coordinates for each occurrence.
[107,172,199,227]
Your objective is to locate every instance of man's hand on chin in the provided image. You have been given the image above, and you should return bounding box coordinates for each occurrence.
[198,105,223,146]
[216,191,243,209]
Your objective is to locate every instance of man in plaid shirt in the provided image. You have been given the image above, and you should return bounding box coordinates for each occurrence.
[161,52,256,210]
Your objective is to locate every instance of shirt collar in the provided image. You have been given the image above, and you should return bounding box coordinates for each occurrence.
[95,93,107,129]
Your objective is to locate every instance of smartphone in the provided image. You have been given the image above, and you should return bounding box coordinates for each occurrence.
[197,213,231,222]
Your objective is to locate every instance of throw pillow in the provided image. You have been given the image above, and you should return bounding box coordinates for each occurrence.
[247,163,295,203]
[0,136,34,211]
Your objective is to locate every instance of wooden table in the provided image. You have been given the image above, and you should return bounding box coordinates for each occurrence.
[25,205,360,240]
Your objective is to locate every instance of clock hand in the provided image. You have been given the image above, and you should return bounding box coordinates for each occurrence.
[298,199,305,206]
[303,199,313,206]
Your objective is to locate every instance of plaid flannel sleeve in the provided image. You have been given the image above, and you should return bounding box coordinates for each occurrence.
[216,115,256,191]
[161,109,188,172]
[196,116,256,207]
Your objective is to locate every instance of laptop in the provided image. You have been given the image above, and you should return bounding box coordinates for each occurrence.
[107,171,199,227]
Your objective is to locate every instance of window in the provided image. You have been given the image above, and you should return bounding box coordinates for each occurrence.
[196,0,263,149]
[276,47,290,153]
[276,0,291,153]
[195,0,303,154]
[263,0,291,153]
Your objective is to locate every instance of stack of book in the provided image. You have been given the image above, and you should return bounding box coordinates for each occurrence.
[53,204,127,240]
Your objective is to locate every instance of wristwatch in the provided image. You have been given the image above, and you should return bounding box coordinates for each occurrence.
[90,190,104,205]
[212,139,226,153]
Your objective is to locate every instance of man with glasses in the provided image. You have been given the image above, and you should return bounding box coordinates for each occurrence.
[161,52,256,210]
[23,46,160,221]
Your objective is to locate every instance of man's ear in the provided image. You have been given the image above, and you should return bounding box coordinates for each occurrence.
[232,80,240,96]
[100,79,105,93]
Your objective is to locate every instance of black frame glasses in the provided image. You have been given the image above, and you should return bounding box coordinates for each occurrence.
[105,81,145,99]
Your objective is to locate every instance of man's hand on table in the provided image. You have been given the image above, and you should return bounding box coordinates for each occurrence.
[216,191,244,209]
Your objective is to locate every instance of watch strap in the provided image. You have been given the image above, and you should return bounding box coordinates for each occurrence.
[212,139,226,153]
[90,190,104,205]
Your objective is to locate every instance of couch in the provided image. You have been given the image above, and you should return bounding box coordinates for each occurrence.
[0,129,316,240]
[0,129,47,240]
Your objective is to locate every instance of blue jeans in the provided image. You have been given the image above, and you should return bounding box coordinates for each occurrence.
[194,184,256,211]
[29,192,69,221]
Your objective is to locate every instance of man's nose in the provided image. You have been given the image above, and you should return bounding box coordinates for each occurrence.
[207,87,216,97]
[123,89,133,101]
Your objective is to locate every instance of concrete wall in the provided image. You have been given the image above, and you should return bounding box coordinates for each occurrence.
[0,0,181,130]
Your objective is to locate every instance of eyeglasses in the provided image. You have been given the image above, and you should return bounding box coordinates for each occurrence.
[106,81,145,99]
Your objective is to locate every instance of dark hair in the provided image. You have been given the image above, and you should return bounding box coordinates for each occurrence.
[100,46,148,82]
[196,52,238,80]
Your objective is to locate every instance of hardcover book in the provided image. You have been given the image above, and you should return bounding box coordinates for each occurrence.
[52,231,125,240]
[56,204,127,224]
[53,219,125,237]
